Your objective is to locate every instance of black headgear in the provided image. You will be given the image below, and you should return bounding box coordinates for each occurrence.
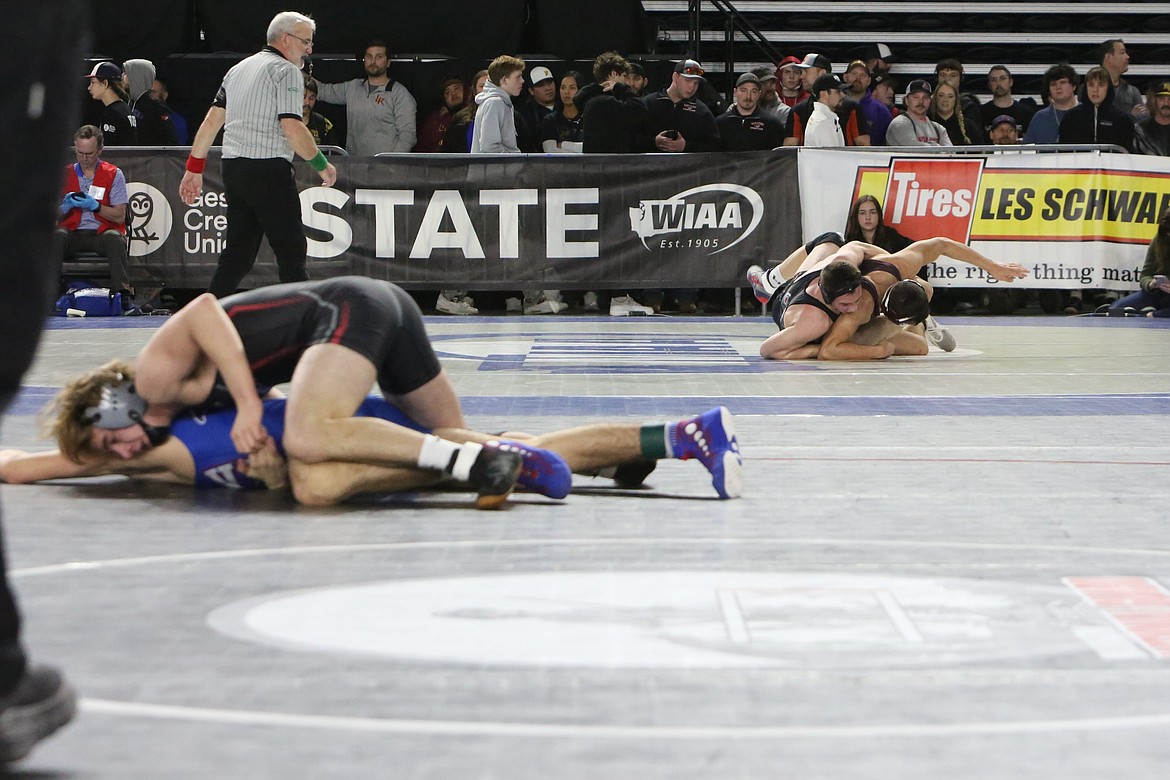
[819,263,863,303]
[881,279,930,325]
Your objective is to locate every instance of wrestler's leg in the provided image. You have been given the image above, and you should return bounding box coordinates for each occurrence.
[854,317,928,355]
[289,459,443,506]
[282,343,430,466]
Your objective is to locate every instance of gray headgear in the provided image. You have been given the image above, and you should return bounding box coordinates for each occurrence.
[83,380,148,430]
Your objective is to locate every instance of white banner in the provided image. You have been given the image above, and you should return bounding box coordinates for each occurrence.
[797,149,1170,290]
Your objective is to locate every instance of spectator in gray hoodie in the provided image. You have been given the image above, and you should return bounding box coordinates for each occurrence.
[122,58,179,145]
[471,55,525,153]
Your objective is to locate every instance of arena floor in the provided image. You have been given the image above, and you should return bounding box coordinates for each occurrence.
[3,312,1169,779]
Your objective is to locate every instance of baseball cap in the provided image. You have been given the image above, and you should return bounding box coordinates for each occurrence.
[1156,81,1170,96]
[846,60,869,74]
[990,114,1017,130]
[777,55,802,71]
[750,66,777,82]
[85,61,122,81]
[630,63,646,77]
[796,53,832,72]
[674,59,705,78]
[905,79,933,97]
[864,44,897,63]
[439,75,464,91]
[872,72,896,90]
[811,74,844,98]
[528,66,554,85]
[736,72,761,88]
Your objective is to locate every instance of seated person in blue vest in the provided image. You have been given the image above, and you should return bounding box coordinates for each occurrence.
[52,125,133,303]
[1,379,743,502]
[750,235,1029,360]
[36,277,744,504]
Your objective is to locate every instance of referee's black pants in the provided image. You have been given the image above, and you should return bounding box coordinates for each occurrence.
[209,157,309,297]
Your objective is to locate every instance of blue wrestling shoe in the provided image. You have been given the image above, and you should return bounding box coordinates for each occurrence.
[670,407,743,499]
[498,440,572,500]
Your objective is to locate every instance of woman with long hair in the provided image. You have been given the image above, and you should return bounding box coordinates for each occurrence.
[540,70,584,153]
[1108,205,1170,317]
[85,62,137,146]
[928,81,982,145]
[843,195,912,252]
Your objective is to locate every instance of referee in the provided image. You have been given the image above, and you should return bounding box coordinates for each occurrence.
[179,11,337,297]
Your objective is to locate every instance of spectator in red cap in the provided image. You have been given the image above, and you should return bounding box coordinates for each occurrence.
[776,56,806,108]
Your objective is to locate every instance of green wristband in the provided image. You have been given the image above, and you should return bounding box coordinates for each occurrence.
[309,150,328,172]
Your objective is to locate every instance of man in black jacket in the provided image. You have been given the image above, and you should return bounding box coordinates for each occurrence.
[1058,66,1135,152]
[716,72,787,150]
[576,51,647,154]
[642,59,720,152]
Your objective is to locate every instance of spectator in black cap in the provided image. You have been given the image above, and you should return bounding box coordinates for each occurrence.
[716,72,787,151]
[864,43,896,74]
[85,61,136,146]
[805,75,845,147]
[858,70,894,145]
[643,58,720,152]
[750,65,786,122]
[1135,81,1170,156]
[628,63,647,96]
[784,54,869,146]
[886,80,951,146]
[988,114,1020,145]
[415,75,467,152]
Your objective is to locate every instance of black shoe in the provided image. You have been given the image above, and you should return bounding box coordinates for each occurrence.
[611,459,657,488]
[467,443,523,509]
[0,665,76,763]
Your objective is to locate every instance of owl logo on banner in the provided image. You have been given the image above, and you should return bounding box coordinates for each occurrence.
[881,158,985,242]
[125,182,173,257]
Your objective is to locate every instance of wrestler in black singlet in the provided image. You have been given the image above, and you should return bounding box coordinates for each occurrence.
[771,269,880,342]
[205,277,442,407]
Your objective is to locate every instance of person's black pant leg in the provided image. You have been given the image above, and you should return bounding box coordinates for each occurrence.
[0,0,88,695]
[248,158,308,284]
[208,157,266,296]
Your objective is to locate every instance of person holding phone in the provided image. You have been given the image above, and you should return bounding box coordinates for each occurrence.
[1109,206,1170,317]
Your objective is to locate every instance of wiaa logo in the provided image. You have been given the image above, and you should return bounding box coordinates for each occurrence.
[125,182,173,257]
[628,183,763,254]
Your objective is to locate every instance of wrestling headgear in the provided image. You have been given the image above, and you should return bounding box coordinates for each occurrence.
[82,379,171,445]
[881,279,931,325]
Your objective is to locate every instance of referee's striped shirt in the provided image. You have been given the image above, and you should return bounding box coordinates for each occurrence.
[214,47,304,161]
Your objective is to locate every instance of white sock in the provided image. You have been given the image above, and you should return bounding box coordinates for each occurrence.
[418,437,486,480]
[766,266,787,288]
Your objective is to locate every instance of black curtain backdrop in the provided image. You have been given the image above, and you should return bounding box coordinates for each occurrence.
[194,0,526,57]
[91,0,193,60]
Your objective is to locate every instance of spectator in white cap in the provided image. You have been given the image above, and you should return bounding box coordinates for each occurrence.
[864,43,896,74]
[518,65,557,152]
[85,62,137,146]
[886,79,951,146]
[804,75,845,147]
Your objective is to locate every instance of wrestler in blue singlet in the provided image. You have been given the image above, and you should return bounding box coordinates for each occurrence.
[171,396,427,489]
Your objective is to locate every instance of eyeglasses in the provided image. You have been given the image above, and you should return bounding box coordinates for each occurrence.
[286,32,313,48]
[678,64,704,77]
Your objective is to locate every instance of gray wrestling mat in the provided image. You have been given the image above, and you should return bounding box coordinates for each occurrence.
[3,313,1169,779]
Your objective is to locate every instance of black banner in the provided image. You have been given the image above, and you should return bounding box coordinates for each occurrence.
[104,149,801,290]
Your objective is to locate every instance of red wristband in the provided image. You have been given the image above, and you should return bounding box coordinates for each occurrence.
[185,155,206,174]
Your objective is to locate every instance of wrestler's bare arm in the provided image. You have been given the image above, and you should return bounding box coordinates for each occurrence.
[0,443,183,485]
[818,300,896,361]
[135,293,268,453]
[759,310,833,360]
[890,238,1030,282]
